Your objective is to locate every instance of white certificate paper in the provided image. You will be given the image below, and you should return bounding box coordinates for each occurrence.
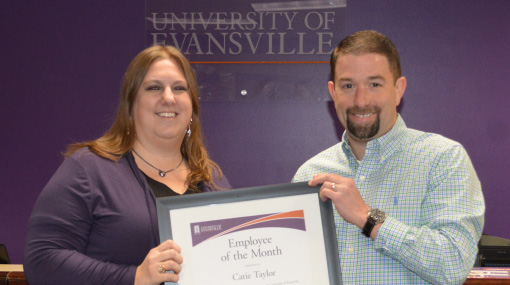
[156,182,342,285]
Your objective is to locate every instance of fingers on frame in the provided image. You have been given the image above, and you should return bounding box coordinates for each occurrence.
[159,239,182,253]
[160,259,182,275]
[309,174,328,187]
[161,248,183,265]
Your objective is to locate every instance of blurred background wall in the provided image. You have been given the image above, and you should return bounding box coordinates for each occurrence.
[1,0,509,263]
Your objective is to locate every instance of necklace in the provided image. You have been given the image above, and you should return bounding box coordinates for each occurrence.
[132,149,184,177]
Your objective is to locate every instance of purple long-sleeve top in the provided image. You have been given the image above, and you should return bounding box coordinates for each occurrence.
[24,148,231,284]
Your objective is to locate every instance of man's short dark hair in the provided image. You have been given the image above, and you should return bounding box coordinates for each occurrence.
[330,30,402,83]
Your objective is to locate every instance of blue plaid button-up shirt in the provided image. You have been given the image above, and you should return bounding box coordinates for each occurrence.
[293,115,485,284]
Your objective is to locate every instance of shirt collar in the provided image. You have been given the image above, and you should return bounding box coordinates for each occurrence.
[341,114,407,162]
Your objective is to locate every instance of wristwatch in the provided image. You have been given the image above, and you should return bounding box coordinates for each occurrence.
[362,208,386,237]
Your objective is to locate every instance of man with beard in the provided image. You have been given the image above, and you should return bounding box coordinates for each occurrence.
[292,30,484,284]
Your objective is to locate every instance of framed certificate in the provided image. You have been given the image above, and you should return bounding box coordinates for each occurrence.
[156,182,342,285]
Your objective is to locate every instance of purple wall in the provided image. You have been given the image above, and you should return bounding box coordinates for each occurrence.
[1,1,509,264]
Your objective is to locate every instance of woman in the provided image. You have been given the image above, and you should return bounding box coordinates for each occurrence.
[24,45,230,284]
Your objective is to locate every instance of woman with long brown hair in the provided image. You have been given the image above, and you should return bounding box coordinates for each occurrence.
[24,45,230,284]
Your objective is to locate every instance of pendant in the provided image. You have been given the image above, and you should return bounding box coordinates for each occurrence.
[159,171,166,177]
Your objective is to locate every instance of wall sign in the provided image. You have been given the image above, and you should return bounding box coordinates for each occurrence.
[146,0,346,101]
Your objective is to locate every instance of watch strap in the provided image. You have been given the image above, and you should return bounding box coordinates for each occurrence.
[362,215,376,237]
[362,208,386,238]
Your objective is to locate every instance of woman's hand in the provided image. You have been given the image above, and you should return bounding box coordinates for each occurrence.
[134,239,183,285]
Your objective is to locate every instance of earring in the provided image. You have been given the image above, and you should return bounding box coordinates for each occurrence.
[187,118,192,137]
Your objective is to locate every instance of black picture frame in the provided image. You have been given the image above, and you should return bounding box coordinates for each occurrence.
[156,182,342,284]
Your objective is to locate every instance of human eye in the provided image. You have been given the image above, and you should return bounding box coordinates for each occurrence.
[173,85,188,92]
[368,77,385,88]
[341,83,353,89]
[145,85,161,91]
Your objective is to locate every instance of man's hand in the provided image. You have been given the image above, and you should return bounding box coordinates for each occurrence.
[309,173,370,229]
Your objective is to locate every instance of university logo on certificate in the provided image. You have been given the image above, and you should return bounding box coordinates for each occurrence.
[156,182,342,285]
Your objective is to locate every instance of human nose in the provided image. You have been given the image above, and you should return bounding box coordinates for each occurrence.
[353,86,368,107]
[162,87,176,104]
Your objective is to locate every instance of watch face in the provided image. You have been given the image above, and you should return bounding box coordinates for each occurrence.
[370,208,386,223]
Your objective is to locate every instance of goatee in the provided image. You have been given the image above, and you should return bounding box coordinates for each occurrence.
[346,106,381,140]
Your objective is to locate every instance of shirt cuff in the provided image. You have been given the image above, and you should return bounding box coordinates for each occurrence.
[373,216,410,256]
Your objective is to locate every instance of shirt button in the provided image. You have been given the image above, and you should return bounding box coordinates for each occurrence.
[359,175,366,181]
[348,247,354,253]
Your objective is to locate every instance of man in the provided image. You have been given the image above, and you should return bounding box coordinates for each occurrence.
[293,30,485,284]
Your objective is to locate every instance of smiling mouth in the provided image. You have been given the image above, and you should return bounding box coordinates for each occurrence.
[352,113,374,118]
[156,112,177,118]
[347,106,381,122]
